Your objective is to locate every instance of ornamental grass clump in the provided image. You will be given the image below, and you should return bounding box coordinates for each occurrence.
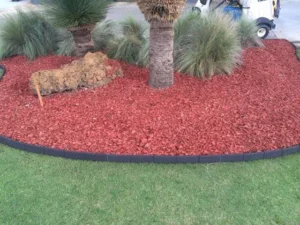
[174,11,242,78]
[107,18,148,65]
[92,20,119,51]
[42,0,110,56]
[92,18,149,66]
[137,42,150,67]
[237,17,263,48]
[92,11,250,77]
[0,9,74,60]
[53,29,75,56]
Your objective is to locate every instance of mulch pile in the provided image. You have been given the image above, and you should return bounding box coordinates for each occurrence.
[0,40,299,156]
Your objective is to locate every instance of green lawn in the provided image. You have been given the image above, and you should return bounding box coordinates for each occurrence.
[1,144,300,225]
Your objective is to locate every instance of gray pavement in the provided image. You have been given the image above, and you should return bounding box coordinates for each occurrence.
[105,1,300,41]
[0,0,31,12]
[105,1,300,42]
[106,2,144,22]
[271,1,300,41]
[105,1,195,22]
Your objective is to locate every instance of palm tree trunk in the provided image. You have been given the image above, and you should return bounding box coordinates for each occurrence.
[148,21,174,88]
[69,25,94,57]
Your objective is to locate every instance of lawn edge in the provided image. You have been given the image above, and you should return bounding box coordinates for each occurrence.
[0,135,299,164]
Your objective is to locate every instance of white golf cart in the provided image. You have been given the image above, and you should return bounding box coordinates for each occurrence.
[192,0,281,39]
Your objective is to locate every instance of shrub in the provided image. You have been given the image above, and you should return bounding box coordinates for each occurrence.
[53,29,75,56]
[92,17,149,66]
[107,18,148,65]
[174,12,201,63]
[42,0,109,56]
[0,9,74,60]
[237,17,263,48]
[93,12,248,74]
[174,12,201,43]
[92,20,119,51]
[174,11,242,78]
[42,0,110,28]
[0,9,55,60]
[137,42,149,67]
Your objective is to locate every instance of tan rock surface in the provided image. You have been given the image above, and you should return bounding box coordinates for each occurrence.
[29,52,123,96]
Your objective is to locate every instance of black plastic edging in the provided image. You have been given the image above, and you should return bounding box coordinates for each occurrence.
[0,135,299,164]
[0,65,6,81]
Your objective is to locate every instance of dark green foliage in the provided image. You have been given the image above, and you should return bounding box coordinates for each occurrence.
[53,29,75,56]
[0,9,56,60]
[107,18,148,65]
[0,66,5,80]
[174,11,242,78]
[0,9,74,60]
[92,12,257,74]
[42,0,110,28]
[136,42,149,67]
[92,20,119,51]
[237,17,263,48]
[174,12,201,43]
[92,17,149,66]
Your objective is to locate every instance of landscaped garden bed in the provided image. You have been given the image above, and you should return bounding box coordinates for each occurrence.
[0,1,299,160]
[0,40,299,156]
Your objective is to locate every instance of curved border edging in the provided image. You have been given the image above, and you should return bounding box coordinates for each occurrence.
[0,65,6,80]
[0,135,299,163]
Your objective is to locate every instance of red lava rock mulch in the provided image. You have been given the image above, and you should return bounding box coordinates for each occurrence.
[0,40,299,156]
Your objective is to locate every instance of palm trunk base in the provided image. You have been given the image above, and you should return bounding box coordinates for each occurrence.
[69,26,94,57]
[148,22,174,89]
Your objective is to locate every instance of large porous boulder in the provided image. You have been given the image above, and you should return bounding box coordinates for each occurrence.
[29,52,123,96]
